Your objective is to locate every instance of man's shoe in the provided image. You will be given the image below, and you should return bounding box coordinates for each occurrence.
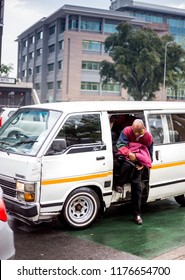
[134,215,143,225]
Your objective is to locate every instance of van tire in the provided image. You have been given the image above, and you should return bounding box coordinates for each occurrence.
[174,195,185,206]
[60,187,100,229]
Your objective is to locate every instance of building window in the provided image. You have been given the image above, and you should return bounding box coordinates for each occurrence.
[57,81,62,89]
[36,65,41,74]
[59,40,64,50]
[102,83,120,92]
[36,48,42,57]
[29,52,34,60]
[167,87,185,101]
[130,12,163,24]
[71,19,78,29]
[48,63,54,72]
[82,40,101,51]
[47,82,54,90]
[28,68,33,76]
[22,55,27,62]
[82,61,100,70]
[37,30,43,41]
[58,60,63,70]
[59,19,65,33]
[104,23,118,33]
[49,25,56,35]
[35,83,41,90]
[81,20,101,32]
[69,16,78,30]
[81,82,100,91]
[22,70,26,77]
[22,40,28,48]
[29,35,35,44]
[48,44,55,53]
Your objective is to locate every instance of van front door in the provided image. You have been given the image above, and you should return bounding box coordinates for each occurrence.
[40,112,113,228]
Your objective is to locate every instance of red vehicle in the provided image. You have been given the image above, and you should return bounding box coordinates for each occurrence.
[0,107,17,127]
[0,187,15,259]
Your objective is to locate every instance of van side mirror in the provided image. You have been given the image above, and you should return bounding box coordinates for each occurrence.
[46,139,67,155]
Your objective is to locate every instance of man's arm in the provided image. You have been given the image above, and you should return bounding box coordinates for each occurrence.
[116,128,136,160]
[116,129,129,149]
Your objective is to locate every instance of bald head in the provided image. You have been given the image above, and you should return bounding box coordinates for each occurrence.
[132,119,145,136]
[132,119,144,128]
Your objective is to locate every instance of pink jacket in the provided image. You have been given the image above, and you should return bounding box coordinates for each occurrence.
[119,142,152,168]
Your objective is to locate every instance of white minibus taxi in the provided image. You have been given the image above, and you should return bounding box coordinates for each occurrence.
[0,101,185,229]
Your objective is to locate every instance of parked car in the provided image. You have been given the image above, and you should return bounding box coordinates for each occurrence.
[0,107,17,127]
[0,187,15,259]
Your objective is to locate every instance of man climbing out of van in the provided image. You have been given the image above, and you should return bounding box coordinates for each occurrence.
[116,119,153,225]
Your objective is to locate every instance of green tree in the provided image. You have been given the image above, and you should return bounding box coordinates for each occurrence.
[0,63,13,76]
[100,22,185,100]
[163,43,185,98]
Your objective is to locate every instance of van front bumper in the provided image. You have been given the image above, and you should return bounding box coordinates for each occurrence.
[4,198,38,218]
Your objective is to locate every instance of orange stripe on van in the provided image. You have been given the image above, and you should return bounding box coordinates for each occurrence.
[151,160,185,170]
[41,161,185,186]
[41,171,113,186]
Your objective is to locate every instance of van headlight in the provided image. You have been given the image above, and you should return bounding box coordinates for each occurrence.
[16,181,36,202]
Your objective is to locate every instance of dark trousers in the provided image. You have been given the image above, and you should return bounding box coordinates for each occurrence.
[119,161,144,216]
[130,167,144,216]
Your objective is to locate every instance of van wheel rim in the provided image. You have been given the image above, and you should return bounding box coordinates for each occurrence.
[67,195,95,222]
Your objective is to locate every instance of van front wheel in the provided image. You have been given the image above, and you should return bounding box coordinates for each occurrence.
[174,194,185,206]
[61,188,100,229]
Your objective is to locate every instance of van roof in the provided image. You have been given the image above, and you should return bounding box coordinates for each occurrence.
[22,101,185,113]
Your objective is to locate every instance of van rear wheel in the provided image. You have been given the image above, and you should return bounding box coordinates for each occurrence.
[174,194,185,206]
[60,187,100,229]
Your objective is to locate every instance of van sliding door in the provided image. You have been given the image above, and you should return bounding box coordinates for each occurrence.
[144,110,185,202]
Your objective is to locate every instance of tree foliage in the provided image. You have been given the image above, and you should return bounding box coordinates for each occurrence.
[0,64,13,76]
[100,22,185,100]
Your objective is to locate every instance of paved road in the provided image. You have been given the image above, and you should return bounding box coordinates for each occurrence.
[9,198,185,260]
[10,217,141,260]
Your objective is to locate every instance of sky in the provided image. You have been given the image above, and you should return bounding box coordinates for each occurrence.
[2,0,185,77]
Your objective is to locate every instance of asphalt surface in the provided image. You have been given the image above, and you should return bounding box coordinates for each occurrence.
[11,218,142,260]
[10,198,185,260]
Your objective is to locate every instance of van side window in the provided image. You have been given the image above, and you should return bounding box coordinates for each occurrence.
[148,114,164,144]
[57,113,102,147]
[171,114,185,142]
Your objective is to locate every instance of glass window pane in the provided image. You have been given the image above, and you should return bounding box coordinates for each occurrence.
[148,114,164,144]
[172,114,185,142]
[56,114,102,147]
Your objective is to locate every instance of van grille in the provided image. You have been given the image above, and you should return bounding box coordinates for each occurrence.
[0,178,16,197]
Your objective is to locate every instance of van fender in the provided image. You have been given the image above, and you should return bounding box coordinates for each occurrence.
[60,181,106,210]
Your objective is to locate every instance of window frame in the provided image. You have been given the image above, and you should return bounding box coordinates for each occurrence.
[55,112,102,149]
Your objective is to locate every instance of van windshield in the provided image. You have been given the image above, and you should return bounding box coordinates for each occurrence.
[0,108,62,156]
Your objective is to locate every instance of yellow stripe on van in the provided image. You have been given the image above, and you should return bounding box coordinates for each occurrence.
[41,171,113,186]
[41,161,185,186]
[151,160,185,170]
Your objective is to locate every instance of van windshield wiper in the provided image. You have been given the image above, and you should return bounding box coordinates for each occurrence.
[12,139,38,147]
[0,140,8,145]
[0,141,11,148]
[0,141,14,154]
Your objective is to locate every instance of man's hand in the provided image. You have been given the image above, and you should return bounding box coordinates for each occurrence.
[128,152,136,161]
[135,164,144,170]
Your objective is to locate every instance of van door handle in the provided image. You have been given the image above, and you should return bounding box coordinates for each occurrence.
[96,156,105,161]
[155,150,160,161]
